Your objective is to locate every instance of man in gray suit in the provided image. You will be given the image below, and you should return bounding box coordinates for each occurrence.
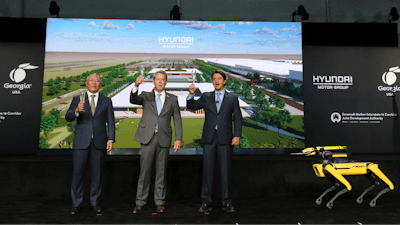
[130,70,182,213]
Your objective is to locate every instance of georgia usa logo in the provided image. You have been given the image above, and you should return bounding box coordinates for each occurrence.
[378,66,400,97]
[4,63,38,95]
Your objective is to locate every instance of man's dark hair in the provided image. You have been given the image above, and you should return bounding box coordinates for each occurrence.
[211,70,226,80]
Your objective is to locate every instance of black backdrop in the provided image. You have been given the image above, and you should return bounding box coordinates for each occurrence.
[304,46,400,153]
[0,18,46,154]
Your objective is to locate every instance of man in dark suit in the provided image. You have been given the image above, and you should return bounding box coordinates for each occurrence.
[187,70,242,213]
[130,70,182,213]
[65,73,115,215]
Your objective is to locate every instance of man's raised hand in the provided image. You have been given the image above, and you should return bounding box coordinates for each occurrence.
[75,101,85,113]
[189,83,196,95]
[135,75,145,87]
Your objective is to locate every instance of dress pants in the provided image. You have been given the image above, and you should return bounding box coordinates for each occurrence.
[201,130,233,206]
[136,133,169,206]
[71,139,106,207]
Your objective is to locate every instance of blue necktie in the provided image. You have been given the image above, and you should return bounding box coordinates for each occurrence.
[216,93,221,112]
[157,93,162,115]
[216,93,221,130]
[156,93,161,131]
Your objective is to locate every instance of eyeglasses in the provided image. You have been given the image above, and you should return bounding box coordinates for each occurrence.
[87,79,101,83]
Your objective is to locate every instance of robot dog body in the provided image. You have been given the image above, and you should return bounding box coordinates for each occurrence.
[293,146,394,209]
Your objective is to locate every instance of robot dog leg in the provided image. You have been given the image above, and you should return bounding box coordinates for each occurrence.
[293,146,395,209]
[323,164,352,209]
[356,163,394,207]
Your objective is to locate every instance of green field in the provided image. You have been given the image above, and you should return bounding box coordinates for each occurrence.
[288,116,304,133]
[229,89,304,134]
[42,82,86,102]
[42,92,78,116]
[252,109,304,135]
[44,114,304,150]
[42,81,128,116]
[113,118,205,148]
[97,69,138,77]
[112,117,304,149]
[44,57,152,81]
[40,132,59,142]
[241,117,304,148]
[42,70,138,102]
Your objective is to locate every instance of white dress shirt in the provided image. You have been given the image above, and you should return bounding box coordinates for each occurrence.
[87,90,99,108]
[75,91,99,117]
[131,85,166,108]
[75,90,113,142]
[186,89,226,103]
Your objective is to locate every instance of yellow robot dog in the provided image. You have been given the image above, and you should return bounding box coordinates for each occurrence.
[292,146,394,209]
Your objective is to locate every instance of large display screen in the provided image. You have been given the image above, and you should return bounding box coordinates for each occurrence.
[39,19,303,154]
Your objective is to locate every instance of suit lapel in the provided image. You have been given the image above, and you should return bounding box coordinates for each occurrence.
[160,92,171,116]
[219,92,229,112]
[150,91,158,115]
[210,92,218,114]
[85,93,91,116]
[93,94,104,118]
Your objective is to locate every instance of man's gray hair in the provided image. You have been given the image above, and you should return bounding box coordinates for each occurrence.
[88,73,102,83]
[154,70,168,81]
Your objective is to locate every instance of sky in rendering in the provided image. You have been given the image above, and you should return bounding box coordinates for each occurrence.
[46,19,301,54]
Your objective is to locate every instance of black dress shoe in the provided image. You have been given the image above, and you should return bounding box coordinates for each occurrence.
[71,207,80,215]
[93,206,102,214]
[198,203,212,212]
[222,203,235,212]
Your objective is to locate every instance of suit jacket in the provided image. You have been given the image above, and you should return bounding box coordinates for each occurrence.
[130,89,182,148]
[187,91,242,145]
[65,93,115,150]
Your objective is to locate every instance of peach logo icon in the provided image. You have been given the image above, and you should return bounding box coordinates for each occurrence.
[9,63,38,83]
[382,66,400,86]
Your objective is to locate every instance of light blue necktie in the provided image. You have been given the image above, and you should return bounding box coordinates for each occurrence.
[157,93,162,115]
[216,92,221,112]
[156,93,161,131]
[216,92,221,130]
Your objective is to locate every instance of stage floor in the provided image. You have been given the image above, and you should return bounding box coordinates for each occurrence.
[1,195,400,224]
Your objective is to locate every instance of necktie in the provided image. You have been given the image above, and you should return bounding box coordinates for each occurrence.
[216,93,221,130]
[216,93,221,113]
[156,93,161,131]
[157,94,162,115]
[91,95,96,116]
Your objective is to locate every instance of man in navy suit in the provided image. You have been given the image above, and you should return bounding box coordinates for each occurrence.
[65,73,115,215]
[187,70,242,213]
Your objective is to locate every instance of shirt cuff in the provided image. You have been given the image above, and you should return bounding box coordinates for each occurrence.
[75,111,79,117]
[132,85,138,93]
[187,94,194,100]
[108,140,114,142]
